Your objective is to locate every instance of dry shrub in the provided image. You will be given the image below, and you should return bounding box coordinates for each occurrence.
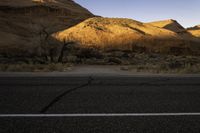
[106,57,122,64]
[0,63,72,72]
[76,47,103,59]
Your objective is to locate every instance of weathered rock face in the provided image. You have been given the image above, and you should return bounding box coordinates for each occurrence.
[0,0,94,56]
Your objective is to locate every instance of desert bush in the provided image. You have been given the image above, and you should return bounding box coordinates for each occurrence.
[167,61,183,69]
[66,56,78,63]
[131,44,147,53]
[104,51,125,58]
[0,63,72,72]
[106,57,122,64]
[180,64,200,73]
[76,47,103,59]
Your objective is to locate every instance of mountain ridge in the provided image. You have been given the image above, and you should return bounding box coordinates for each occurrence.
[53,17,200,54]
[147,19,186,33]
[0,1,200,56]
[187,25,200,38]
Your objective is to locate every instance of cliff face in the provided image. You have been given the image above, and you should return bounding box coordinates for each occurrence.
[0,0,94,55]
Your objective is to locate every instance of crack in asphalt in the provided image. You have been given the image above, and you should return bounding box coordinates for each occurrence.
[40,76,94,114]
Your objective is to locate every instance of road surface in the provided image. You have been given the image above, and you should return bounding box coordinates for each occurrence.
[0,74,200,133]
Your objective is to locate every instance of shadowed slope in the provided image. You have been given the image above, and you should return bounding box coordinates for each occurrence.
[0,0,94,56]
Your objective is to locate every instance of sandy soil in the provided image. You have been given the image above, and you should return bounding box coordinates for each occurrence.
[67,65,131,75]
[66,65,197,76]
[1,65,200,77]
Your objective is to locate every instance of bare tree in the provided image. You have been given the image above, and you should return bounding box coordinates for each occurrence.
[58,40,75,63]
[29,18,76,63]
[38,25,55,62]
[35,18,62,63]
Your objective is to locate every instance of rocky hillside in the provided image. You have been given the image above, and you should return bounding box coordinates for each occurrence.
[147,19,198,40]
[147,19,185,33]
[0,0,94,56]
[187,25,200,38]
[53,17,200,54]
[53,17,179,45]
[0,1,199,58]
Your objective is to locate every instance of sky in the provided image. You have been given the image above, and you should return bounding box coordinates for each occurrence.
[75,0,200,28]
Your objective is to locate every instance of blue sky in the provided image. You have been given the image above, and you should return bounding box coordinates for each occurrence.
[75,0,200,28]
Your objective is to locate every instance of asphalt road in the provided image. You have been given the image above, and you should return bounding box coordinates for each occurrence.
[0,74,200,133]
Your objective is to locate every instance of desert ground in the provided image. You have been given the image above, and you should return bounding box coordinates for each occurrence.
[0,0,200,74]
